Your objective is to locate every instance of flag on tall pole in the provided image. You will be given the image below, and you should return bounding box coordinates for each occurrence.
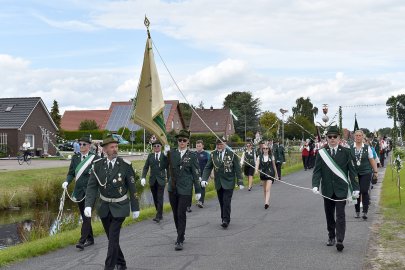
[353,114,359,132]
[132,17,168,145]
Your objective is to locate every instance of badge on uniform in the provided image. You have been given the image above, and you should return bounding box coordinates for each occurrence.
[131,176,135,183]
[119,187,123,195]
[118,173,122,182]
[113,179,117,183]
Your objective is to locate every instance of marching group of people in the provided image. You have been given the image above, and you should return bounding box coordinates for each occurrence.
[61,125,387,269]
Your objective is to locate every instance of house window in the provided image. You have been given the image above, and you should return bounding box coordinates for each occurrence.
[215,122,218,126]
[171,121,174,129]
[5,105,14,112]
[25,134,34,148]
[229,124,231,131]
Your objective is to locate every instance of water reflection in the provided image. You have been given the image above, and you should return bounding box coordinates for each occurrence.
[0,189,159,249]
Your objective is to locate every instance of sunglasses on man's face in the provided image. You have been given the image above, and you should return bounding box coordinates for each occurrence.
[327,135,338,139]
[79,143,88,146]
[153,145,161,148]
[178,138,188,143]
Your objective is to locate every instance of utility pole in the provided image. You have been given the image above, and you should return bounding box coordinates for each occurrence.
[280,108,288,145]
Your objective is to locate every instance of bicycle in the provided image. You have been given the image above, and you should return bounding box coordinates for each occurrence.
[17,150,32,165]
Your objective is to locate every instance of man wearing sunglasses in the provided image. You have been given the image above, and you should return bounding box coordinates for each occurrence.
[140,141,168,223]
[167,129,201,251]
[62,136,98,251]
[312,125,359,252]
[201,138,243,229]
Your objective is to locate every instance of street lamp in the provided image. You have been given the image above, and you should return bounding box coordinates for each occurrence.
[279,108,288,146]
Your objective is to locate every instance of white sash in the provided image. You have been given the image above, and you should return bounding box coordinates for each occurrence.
[319,148,355,205]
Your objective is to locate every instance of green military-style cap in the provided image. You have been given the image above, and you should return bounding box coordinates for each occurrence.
[101,135,118,147]
[326,125,340,135]
[175,129,190,139]
[79,135,91,144]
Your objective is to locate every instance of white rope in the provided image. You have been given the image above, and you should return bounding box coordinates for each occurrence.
[151,37,350,203]
[63,187,86,203]
[55,189,66,232]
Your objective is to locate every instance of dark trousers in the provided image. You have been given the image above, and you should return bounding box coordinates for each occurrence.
[380,152,385,167]
[199,186,206,203]
[169,192,191,243]
[324,194,346,242]
[151,182,165,219]
[101,212,126,270]
[217,187,234,224]
[355,173,372,213]
[302,156,309,169]
[275,162,282,180]
[77,200,94,243]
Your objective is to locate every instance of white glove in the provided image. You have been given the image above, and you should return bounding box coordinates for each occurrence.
[84,207,92,217]
[132,211,140,219]
[195,193,201,200]
[201,181,208,188]
[312,187,320,194]
[164,145,170,155]
[239,185,245,190]
[62,181,68,189]
[140,178,146,186]
[352,190,360,199]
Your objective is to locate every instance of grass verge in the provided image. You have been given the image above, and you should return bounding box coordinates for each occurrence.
[0,159,303,267]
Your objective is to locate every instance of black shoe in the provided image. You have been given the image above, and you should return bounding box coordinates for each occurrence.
[186,207,192,213]
[336,241,344,251]
[362,213,368,220]
[83,240,94,247]
[248,187,252,191]
[175,242,183,251]
[355,212,360,218]
[221,222,229,228]
[153,217,160,223]
[75,242,84,250]
[264,204,269,209]
[326,238,336,246]
[196,201,204,208]
[116,264,127,270]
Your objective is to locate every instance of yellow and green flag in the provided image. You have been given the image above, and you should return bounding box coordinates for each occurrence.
[132,36,168,145]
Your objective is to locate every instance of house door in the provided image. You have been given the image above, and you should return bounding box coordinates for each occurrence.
[0,133,7,155]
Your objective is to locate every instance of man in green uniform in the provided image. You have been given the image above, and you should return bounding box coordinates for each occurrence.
[84,136,140,270]
[312,126,359,252]
[141,140,168,223]
[201,138,243,229]
[273,139,286,181]
[62,135,98,250]
[167,129,201,251]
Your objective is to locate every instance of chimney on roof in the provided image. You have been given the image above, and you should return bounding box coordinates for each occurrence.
[210,106,213,111]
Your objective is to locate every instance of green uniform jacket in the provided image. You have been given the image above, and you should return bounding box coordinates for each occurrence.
[202,148,243,190]
[141,152,168,186]
[167,149,202,195]
[312,145,359,198]
[65,153,98,201]
[273,144,286,163]
[85,157,139,218]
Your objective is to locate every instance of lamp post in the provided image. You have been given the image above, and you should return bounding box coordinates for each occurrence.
[279,108,288,146]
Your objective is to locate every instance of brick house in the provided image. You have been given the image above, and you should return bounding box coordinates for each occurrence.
[0,97,58,156]
[189,106,235,139]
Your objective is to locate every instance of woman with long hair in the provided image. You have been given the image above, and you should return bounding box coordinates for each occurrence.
[255,145,278,209]
[351,130,378,220]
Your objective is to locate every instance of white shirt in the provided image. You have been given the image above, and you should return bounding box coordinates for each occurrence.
[178,149,187,158]
[107,158,117,169]
[354,143,374,159]
[22,142,30,150]
[154,152,161,160]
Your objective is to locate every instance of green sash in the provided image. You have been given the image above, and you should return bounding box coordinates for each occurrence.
[318,148,355,205]
[75,154,95,181]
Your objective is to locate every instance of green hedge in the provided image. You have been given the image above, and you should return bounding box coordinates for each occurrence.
[62,130,109,140]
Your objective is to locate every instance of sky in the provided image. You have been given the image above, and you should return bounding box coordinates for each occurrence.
[1,0,404,132]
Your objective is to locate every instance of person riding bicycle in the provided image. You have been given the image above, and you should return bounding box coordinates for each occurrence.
[22,139,31,161]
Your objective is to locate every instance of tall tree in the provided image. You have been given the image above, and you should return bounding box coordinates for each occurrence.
[386,94,405,141]
[291,97,318,123]
[223,91,261,140]
[259,111,279,139]
[284,115,316,140]
[50,100,61,129]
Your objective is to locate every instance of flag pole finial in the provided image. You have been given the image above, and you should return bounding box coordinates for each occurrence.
[144,16,151,38]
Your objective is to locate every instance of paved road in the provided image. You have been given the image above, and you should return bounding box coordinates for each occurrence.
[0,155,145,172]
[3,168,383,270]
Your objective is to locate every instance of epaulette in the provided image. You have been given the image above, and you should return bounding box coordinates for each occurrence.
[122,158,131,165]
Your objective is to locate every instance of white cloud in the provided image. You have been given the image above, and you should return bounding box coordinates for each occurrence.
[34,13,97,32]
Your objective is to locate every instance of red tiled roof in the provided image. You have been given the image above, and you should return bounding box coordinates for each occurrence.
[189,108,231,133]
[61,110,109,130]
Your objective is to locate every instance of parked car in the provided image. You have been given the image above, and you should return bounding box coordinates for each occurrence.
[112,134,129,145]
[58,141,74,151]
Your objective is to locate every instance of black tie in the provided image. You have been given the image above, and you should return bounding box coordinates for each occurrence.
[108,161,113,171]
[155,153,158,161]
[332,148,336,157]
[82,155,86,161]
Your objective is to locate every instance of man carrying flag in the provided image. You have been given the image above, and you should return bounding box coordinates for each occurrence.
[312,125,359,252]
